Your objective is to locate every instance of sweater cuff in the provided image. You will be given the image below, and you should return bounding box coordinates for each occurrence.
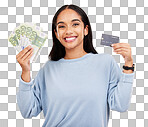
[19,76,34,91]
[121,72,135,83]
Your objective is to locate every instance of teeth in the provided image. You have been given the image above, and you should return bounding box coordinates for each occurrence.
[65,37,76,40]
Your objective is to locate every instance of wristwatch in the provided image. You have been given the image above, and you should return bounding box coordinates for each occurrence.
[123,64,135,72]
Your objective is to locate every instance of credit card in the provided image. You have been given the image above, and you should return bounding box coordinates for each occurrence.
[100,34,119,46]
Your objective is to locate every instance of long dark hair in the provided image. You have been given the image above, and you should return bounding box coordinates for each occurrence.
[48,4,98,61]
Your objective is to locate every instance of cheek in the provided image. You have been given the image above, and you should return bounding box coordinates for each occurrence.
[79,29,85,39]
[58,31,64,39]
[76,27,84,36]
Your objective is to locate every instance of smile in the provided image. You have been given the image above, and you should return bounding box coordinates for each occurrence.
[64,36,77,42]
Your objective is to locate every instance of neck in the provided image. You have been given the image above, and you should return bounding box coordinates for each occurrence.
[64,50,88,60]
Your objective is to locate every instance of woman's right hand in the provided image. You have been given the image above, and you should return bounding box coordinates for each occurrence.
[16,45,34,72]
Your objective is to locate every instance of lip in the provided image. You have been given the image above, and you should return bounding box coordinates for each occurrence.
[64,36,77,42]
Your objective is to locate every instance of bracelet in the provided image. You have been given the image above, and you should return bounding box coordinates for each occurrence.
[123,64,135,71]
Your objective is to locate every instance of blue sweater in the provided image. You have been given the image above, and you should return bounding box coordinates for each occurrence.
[16,53,135,127]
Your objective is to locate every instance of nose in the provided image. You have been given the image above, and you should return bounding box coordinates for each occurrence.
[65,26,73,35]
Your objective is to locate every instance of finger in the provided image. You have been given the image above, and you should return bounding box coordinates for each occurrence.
[24,51,34,62]
[114,48,130,52]
[16,45,32,60]
[113,43,130,46]
[114,48,131,54]
[114,51,127,57]
[114,50,131,55]
[115,51,125,54]
[21,48,34,61]
[112,43,130,50]
[114,51,130,57]
[16,45,31,60]
[113,45,130,50]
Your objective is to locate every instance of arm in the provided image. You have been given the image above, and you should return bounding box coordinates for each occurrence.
[16,68,43,118]
[112,43,134,74]
[107,56,135,112]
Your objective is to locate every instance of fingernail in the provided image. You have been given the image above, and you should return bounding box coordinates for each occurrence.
[111,44,114,46]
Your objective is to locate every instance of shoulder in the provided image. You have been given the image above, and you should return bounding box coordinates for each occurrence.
[94,53,118,70]
[36,60,51,75]
[40,60,53,71]
[89,53,114,70]
[93,53,113,62]
[39,59,59,72]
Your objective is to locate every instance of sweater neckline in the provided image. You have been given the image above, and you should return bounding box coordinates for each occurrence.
[59,53,93,62]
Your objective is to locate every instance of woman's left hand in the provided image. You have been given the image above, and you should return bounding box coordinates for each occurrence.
[111,43,133,66]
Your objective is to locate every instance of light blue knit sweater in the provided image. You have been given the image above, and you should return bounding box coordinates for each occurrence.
[17,53,135,127]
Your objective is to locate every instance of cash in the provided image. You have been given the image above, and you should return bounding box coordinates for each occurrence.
[8,22,48,63]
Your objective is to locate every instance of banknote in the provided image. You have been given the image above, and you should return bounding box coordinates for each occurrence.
[30,32,47,62]
[8,31,22,52]
[8,22,48,63]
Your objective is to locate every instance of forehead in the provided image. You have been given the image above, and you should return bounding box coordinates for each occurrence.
[57,9,82,23]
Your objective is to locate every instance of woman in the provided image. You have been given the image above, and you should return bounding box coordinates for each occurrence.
[16,4,135,127]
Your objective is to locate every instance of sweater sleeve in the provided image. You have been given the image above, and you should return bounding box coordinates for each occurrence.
[107,55,135,112]
[16,68,43,118]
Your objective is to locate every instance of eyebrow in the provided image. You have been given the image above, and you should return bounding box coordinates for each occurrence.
[57,19,81,25]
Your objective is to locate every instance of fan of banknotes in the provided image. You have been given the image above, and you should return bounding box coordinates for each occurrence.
[8,22,48,63]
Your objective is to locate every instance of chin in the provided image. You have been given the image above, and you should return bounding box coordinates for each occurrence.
[62,42,76,49]
[65,45,76,50]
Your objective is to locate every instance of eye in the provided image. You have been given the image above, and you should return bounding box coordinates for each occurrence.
[58,26,65,28]
[73,23,79,26]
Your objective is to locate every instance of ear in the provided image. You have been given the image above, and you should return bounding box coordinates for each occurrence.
[84,25,88,36]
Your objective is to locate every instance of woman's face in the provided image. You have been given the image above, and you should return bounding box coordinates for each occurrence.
[55,9,88,50]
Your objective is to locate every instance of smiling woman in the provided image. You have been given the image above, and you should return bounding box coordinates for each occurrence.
[55,9,90,59]
[16,4,135,127]
[49,4,98,60]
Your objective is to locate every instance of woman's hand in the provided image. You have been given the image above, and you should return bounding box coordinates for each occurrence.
[111,43,133,66]
[16,45,34,72]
